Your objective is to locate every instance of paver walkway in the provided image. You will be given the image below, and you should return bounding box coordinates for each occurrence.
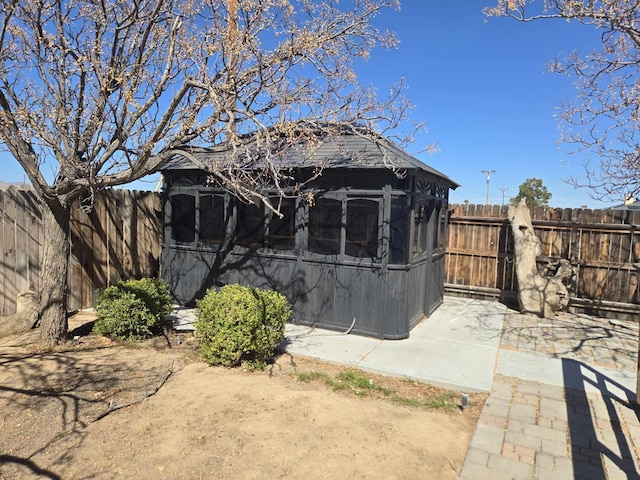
[457,310,640,480]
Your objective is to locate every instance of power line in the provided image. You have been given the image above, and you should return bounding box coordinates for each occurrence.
[481,170,496,205]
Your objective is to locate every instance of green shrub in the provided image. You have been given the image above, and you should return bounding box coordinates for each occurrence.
[93,292,156,341]
[117,277,173,319]
[195,284,291,369]
[93,277,173,341]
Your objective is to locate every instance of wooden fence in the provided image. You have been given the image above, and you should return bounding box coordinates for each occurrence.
[0,187,162,316]
[2,188,638,320]
[445,203,640,320]
[0,188,40,316]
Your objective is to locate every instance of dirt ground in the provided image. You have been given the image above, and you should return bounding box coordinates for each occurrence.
[0,313,486,480]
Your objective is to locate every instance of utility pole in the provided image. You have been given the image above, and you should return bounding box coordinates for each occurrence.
[500,187,509,206]
[481,170,496,205]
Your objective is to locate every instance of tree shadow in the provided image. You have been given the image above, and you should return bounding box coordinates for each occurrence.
[0,344,177,479]
[500,311,637,371]
[0,455,62,480]
[431,296,508,344]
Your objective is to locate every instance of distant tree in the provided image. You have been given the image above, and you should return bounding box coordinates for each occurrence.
[484,1,640,202]
[510,178,552,207]
[0,0,414,345]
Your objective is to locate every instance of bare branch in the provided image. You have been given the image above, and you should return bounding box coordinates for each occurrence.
[92,361,175,422]
[0,0,416,199]
[485,0,640,201]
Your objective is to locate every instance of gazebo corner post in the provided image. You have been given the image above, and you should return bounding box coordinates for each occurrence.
[381,184,392,276]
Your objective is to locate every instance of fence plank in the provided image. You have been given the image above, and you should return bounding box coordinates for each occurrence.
[0,188,161,316]
[3,191,17,315]
[0,191,6,315]
[447,203,640,319]
[14,191,28,293]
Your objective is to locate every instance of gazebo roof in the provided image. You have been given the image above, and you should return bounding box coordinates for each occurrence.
[612,199,640,211]
[161,131,459,189]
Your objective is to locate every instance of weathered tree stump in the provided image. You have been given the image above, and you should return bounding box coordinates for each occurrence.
[508,199,570,318]
[0,290,40,337]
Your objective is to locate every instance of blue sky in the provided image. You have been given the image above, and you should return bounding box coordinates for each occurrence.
[0,2,615,208]
[361,1,609,208]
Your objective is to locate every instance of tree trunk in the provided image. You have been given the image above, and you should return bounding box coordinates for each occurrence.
[508,199,569,318]
[38,201,71,345]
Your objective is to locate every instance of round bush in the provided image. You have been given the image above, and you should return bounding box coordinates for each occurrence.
[118,277,173,320]
[93,292,156,341]
[195,284,291,369]
[93,277,173,341]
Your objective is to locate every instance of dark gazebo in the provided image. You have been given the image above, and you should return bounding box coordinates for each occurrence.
[160,132,458,339]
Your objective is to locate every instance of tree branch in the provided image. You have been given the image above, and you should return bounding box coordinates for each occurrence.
[92,360,175,423]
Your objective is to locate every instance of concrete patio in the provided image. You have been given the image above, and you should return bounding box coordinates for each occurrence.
[282,296,507,392]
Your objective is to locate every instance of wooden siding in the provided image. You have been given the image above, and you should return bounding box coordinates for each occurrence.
[160,167,451,339]
[0,189,40,316]
[162,246,396,338]
[68,189,162,310]
[0,188,162,316]
[445,204,640,318]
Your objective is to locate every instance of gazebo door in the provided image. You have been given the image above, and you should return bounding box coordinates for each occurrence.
[424,199,446,315]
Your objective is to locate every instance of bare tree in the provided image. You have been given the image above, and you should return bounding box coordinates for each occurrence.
[485,0,640,202]
[0,0,416,345]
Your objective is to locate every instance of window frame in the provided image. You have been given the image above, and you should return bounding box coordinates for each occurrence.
[412,196,432,260]
[305,192,383,264]
[345,197,381,260]
[198,192,228,246]
[168,189,231,249]
[389,195,410,265]
[234,200,266,250]
[432,200,448,258]
[265,196,298,252]
[307,195,343,256]
[168,192,196,245]
[166,187,392,266]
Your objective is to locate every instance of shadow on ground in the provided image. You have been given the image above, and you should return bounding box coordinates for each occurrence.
[0,337,181,479]
[562,359,640,479]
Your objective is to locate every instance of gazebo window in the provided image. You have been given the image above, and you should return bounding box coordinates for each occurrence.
[267,197,296,250]
[171,194,196,243]
[412,201,430,256]
[236,202,265,249]
[199,193,226,245]
[308,198,341,255]
[389,197,409,264]
[432,201,447,255]
[345,199,379,258]
[308,196,381,260]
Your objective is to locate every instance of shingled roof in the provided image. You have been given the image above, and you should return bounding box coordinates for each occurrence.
[612,199,640,211]
[161,132,459,188]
